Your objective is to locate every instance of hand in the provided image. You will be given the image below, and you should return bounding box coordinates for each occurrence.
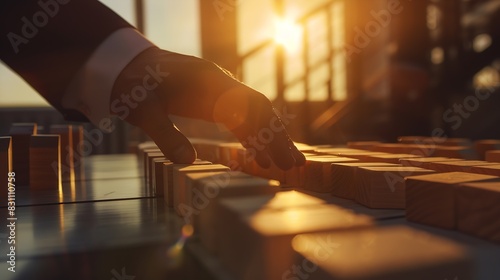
[110,47,305,170]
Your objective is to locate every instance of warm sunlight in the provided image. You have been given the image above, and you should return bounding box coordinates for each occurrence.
[274,17,302,53]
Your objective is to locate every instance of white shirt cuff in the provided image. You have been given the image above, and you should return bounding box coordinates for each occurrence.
[62,28,154,132]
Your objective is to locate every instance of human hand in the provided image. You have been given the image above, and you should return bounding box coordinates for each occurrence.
[110,47,305,170]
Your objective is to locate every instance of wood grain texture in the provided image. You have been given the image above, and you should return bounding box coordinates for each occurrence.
[405,172,499,230]
[355,166,435,209]
[293,226,473,280]
[29,135,61,190]
[330,162,400,200]
[457,181,500,243]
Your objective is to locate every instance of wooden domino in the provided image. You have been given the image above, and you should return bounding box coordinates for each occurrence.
[433,145,478,160]
[50,125,74,182]
[426,160,498,172]
[468,164,500,176]
[304,156,359,192]
[29,135,61,190]
[144,150,164,185]
[217,194,373,280]
[162,160,211,207]
[347,141,382,150]
[399,157,461,169]
[330,162,400,199]
[9,123,37,186]
[475,139,500,160]
[152,157,171,196]
[486,150,500,163]
[398,136,472,146]
[292,226,473,280]
[371,143,435,156]
[355,166,435,209]
[172,163,230,214]
[187,171,282,254]
[0,137,12,200]
[457,181,500,243]
[405,172,499,229]
[71,125,85,180]
[364,153,421,164]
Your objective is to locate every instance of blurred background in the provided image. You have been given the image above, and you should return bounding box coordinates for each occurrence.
[1,0,500,154]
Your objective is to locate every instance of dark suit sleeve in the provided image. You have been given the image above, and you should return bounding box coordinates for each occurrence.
[0,0,133,121]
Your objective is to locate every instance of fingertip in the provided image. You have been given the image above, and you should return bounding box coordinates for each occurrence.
[170,143,197,164]
[292,148,306,166]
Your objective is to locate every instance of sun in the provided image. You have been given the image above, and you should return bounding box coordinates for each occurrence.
[274,17,302,53]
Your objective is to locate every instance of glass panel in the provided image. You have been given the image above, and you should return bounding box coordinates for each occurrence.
[242,46,277,100]
[144,0,201,56]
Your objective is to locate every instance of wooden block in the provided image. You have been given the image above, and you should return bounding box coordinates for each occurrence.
[147,152,165,190]
[399,157,461,169]
[217,200,373,280]
[284,165,304,187]
[189,172,282,254]
[140,147,160,177]
[330,162,400,199]
[371,143,435,156]
[486,150,500,163]
[347,141,382,150]
[0,137,12,201]
[405,172,499,229]
[152,157,171,196]
[162,160,211,207]
[433,145,478,160]
[304,156,359,192]
[312,147,364,155]
[71,125,85,181]
[194,171,281,254]
[457,181,500,243]
[475,139,500,160]
[9,123,37,186]
[355,166,436,209]
[172,164,230,215]
[329,151,388,161]
[29,135,61,190]
[426,160,498,172]
[292,226,473,280]
[398,136,472,146]
[468,164,500,176]
[144,151,164,185]
[364,153,421,164]
[50,125,74,182]
[217,142,244,165]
